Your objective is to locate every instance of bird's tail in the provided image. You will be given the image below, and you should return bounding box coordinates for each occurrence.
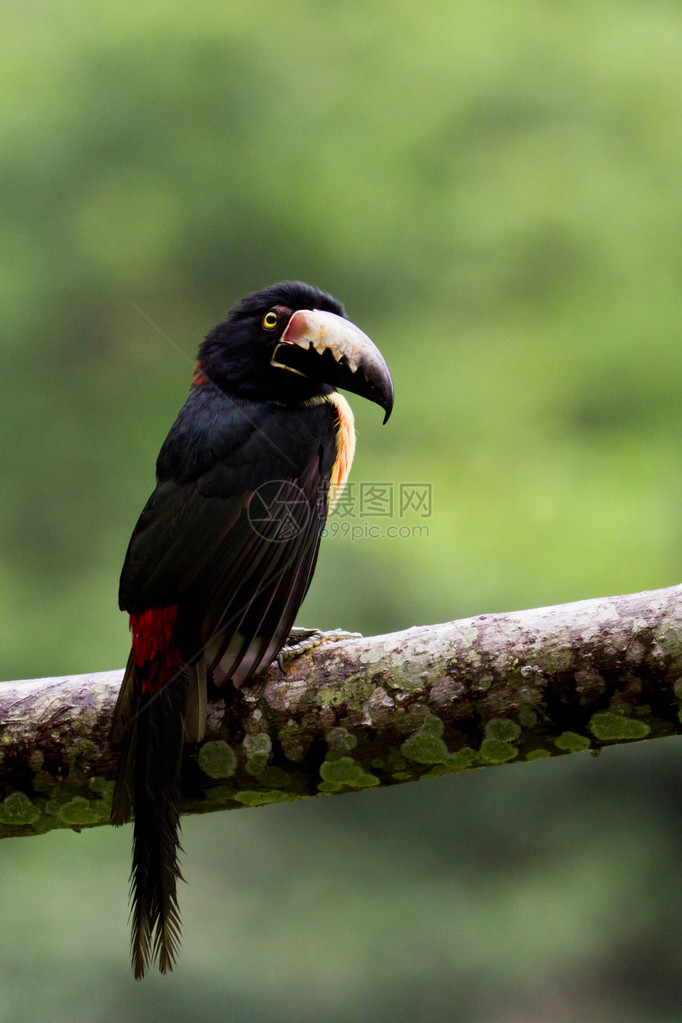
[110,623,198,978]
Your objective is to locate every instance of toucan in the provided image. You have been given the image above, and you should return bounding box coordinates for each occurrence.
[109,281,394,978]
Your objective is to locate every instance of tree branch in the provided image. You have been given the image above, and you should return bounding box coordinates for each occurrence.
[2,584,682,838]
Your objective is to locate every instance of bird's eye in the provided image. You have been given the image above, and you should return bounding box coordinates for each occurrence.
[262,310,279,330]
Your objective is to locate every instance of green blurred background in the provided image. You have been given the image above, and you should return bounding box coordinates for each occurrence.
[2,1,682,1019]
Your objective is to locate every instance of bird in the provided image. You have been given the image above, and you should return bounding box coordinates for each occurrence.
[109,280,394,978]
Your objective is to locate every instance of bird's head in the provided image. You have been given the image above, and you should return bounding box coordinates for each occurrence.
[197,281,394,423]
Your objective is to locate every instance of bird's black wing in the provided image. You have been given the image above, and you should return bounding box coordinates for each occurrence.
[119,386,338,686]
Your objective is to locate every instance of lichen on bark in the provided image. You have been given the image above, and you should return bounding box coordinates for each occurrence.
[1,584,682,838]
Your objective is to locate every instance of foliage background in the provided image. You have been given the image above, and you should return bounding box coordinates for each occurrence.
[2,1,682,1019]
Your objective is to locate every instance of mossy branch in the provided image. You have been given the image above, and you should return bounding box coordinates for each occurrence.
[2,583,682,838]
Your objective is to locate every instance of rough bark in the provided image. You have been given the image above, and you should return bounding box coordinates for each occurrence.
[1,584,682,839]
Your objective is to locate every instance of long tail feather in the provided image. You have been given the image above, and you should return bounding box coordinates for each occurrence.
[130,679,187,978]
[111,656,189,978]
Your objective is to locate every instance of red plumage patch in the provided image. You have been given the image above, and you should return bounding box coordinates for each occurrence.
[192,361,208,388]
[130,606,183,694]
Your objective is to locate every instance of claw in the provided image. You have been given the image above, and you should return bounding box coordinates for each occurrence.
[277,627,362,670]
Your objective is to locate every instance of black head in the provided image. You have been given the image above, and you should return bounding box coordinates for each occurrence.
[198,282,344,402]
[198,281,393,419]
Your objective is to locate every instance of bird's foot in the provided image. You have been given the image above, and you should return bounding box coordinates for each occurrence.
[278,627,362,670]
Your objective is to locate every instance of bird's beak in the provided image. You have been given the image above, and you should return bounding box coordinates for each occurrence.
[271,309,394,423]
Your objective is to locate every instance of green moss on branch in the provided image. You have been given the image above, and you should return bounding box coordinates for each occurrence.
[2,584,682,838]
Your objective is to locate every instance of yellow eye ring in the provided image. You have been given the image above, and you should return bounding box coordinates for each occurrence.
[263,310,279,330]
